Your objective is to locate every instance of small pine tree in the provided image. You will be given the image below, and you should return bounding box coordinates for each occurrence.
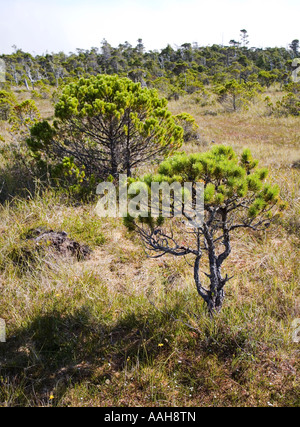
[240,29,249,48]
[0,90,17,121]
[174,113,200,142]
[216,79,263,112]
[27,75,184,183]
[289,39,299,56]
[125,145,287,315]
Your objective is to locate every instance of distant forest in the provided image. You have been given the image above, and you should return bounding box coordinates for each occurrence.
[1,35,299,98]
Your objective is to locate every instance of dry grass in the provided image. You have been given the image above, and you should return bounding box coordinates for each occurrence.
[0,86,299,407]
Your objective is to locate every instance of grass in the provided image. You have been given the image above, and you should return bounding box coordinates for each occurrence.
[0,86,299,407]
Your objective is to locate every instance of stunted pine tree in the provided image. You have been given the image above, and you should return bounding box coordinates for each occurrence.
[28,75,183,183]
[125,146,287,315]
[289,39,299,57]
[216,79,263,112]
[240,29,249,48]
[0,90,17,120]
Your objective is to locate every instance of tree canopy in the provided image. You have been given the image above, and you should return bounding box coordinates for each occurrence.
[125,145,287,314]
[27,75,184,187]
[1,38,298,97]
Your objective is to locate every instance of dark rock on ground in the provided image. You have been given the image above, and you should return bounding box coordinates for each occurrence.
[26,228,91,261]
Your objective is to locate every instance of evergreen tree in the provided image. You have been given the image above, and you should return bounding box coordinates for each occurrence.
[240,29,249,48]
[289,39,299,57]
[125,146,287,314]
[27,75,184,183]
[215,79,263,112]
[0,90,17,120]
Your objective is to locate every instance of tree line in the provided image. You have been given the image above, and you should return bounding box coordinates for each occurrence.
[1,36,299,97]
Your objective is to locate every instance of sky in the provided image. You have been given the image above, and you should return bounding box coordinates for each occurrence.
[0,0,299,55]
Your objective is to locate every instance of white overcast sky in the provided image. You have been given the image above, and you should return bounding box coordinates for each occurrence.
[0,0,299,54]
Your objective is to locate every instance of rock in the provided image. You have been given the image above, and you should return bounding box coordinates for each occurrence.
[26,228,91,260]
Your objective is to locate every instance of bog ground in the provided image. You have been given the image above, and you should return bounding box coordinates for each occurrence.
[0,87,299,407]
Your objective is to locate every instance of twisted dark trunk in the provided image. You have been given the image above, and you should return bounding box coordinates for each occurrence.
[193,253,228,315]
[202,211,232,315]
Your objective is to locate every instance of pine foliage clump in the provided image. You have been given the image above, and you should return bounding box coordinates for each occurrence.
[125,145,287,314]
